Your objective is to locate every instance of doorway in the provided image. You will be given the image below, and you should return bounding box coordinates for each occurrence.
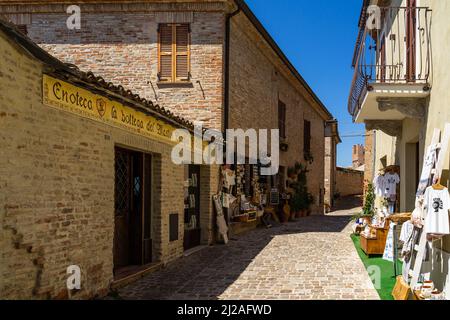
[114,147,152,277]
[183,165,201,250]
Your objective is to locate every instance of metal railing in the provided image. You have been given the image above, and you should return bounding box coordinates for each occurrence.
[348,6,432,119]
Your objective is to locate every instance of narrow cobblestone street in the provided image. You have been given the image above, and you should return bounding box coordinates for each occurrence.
[117,197,379,300]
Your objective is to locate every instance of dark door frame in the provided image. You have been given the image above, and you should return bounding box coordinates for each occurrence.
[113,147,152,275]
[183,165,201,251]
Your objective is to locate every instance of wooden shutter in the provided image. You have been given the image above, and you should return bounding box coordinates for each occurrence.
[175,24,190,81]
[158,23,190,82]
[304,120,311,154]
[158,24,173,81]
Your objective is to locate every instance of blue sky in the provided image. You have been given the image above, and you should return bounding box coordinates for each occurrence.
[245,0,365,167]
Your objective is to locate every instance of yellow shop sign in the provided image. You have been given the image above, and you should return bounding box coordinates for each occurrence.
[42,74,177,143]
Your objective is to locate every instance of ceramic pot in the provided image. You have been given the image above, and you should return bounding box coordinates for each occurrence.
[423,281,434,290]
[421,285,433,299]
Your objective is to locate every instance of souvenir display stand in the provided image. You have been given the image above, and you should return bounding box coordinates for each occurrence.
[219,164,269,236]
[392,123,450,300]
[360,220,390,255]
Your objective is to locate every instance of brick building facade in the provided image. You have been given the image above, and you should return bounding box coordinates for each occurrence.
[352,144,364,169]
[0,0,337,298]
[0,0,334,214]
[0,20,216,298]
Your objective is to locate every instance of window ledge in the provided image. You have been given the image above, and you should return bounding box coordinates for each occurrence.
[157,81,193,88]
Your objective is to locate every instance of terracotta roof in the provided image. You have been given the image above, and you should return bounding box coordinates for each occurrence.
[0,17,195,131]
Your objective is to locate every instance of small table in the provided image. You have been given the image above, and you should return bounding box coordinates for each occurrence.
[360,221,390,256]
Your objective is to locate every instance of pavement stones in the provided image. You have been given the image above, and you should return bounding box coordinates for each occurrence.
[117,197,380,300]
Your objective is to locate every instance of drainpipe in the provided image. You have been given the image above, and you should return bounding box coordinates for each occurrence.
[224,7,241,139]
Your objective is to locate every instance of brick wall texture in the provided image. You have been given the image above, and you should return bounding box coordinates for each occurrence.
[0,31,193,299]
[6,2,331,216]
[29,6,226,130]
[229,13,327,214]
[0,0,333,298]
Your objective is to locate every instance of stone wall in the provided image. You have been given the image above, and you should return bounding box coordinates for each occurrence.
[229,12,327,214]
[0,31,186,299]
[335,167,364,197]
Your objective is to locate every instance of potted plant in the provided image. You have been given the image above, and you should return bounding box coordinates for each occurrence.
[287,166,296,179]
[289,192,303,218]
[352,183,376,224]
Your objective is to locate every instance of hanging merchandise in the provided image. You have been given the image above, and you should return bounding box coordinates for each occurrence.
[423,186,450,236]
[213,195,228,244]
[417,144,439,196]
[400,220,414,259]
[373,173,386,197]
[411,199,426,228]
[383,222,396,262]
[402,125,450,292]
[222,167,236,190]
[384,172,400,197]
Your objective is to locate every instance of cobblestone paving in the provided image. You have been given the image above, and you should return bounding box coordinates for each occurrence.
[117,197,379,300]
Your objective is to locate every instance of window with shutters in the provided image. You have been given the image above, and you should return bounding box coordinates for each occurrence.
[158,23,190,83]
[278,100,286,139]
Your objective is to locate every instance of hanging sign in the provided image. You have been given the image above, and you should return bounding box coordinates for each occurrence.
[42,74,177,143]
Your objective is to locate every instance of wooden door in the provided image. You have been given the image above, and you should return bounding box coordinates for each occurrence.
[183,165,201,250]
[114,148,132,270]
[114,148,151,272]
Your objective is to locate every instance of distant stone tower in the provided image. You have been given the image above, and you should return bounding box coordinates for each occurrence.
[352,144,365,169]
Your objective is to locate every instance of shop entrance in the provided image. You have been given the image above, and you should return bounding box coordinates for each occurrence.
[114,147,152,277]
[184,165,201,250]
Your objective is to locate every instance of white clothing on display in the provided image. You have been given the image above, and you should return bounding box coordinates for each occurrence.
[383,222,395,262]
[417,144,439,196]
[423,187,450,235]
[373,173,385,197]
[399,220,414,243]
[384,173,400,197]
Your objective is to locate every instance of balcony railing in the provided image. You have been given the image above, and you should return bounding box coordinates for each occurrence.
[348,6,432,119]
